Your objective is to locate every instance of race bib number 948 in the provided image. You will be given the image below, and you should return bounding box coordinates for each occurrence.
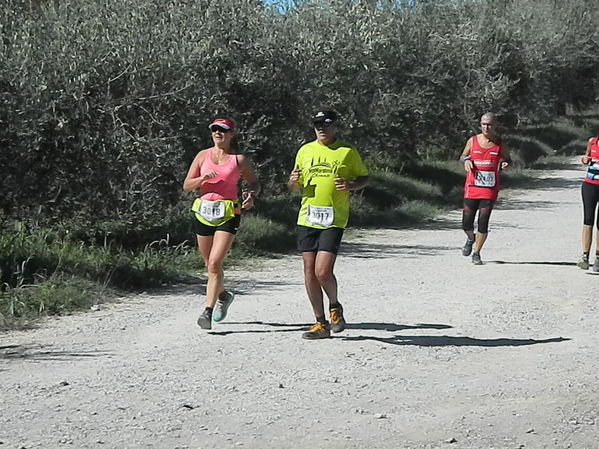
[474,171,496,188]
[306,205,334,228]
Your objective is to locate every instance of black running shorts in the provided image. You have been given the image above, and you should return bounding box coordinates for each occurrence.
[193,214,241,236]
[296,225,344,254]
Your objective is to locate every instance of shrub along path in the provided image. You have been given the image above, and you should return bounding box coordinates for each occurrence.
[1,158,597,448]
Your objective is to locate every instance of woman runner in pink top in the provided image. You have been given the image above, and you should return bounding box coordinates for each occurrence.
[183,117,260,330]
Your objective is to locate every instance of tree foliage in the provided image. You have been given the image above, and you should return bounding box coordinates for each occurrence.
[1,0,598,230]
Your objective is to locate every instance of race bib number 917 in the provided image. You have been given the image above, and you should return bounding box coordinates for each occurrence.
[306,205,334,228]
[474,171,496,188]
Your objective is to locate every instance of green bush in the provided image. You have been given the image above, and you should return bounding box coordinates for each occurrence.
[0,277,101,329]
[2,0,599,227]
[235,215,295,254]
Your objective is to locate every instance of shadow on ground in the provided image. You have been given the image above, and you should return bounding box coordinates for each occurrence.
[207,321,451,336]
[0,344,112,361]
[497,199,562,211]
[369,217,459,232]
[503,173,582,191]
[207,322,570,349]
[340,242,457,258]
[488,260,577,266]
[341,335,570,347]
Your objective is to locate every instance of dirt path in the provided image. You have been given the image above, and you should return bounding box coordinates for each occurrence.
[1,159,598,449]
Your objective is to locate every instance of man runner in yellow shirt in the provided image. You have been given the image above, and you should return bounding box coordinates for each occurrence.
[288,110,369,339]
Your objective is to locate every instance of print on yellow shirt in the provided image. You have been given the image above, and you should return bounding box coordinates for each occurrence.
[294,140,368,229]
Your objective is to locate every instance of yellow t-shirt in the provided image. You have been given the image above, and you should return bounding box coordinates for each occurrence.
[294,139,368,229]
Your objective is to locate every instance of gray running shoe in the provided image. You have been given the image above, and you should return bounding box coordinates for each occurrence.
[213,291,234,322]
[472,252,482,265]
[592,259,599,273]
[197,309,212,329]
[330,305,346,333]
[462,239,474,256]
[577,256,590,270]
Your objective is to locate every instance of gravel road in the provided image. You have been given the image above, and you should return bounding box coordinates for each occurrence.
[1,159,598,449]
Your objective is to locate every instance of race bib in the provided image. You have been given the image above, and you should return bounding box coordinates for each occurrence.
[474,171,496,188]
[587,166,599,179]
[192,198,236,226]
[198,200,225,222]
[306,205,334,228]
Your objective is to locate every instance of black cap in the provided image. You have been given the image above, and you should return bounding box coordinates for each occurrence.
[313,110,337,125]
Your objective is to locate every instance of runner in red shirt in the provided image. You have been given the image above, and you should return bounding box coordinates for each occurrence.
[577,137,599,271]
[459,112,511,265]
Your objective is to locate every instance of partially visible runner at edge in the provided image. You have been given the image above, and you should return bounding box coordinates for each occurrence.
[459,112,511,265]
[288,110,369,340]
[183,117,260,330]
[577,136,599,272]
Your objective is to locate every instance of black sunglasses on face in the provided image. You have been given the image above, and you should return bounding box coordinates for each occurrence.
[313,122,333,129]
[211,126,229,133]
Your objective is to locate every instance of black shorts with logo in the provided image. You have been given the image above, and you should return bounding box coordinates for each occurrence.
[296,225,344,254]
[193,214,241,236]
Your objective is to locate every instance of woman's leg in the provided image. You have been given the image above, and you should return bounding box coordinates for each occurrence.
[581,183,596,254]
[582,225,593,254]
[199,231,236,308]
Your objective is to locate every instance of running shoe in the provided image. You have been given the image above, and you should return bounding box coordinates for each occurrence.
[197,309,212,329]
[592,259,599,273]
[462,239,474,257]
[330,305,346,333]
[301,322,331,340]
[213,290,235,322]
[472,252,482,265]
[577,256,590,270]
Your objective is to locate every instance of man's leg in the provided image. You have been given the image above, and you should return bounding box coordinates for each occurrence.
[471,200,494,264]
[314,251,338,307]
[302,251,325,321]
[462,199,478,256]
[314,226,347,333]
[301,251,332,339]
[473,232,488,254]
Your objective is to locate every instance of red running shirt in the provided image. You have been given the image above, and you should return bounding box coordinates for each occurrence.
[584,137,599,186]
[464,136,503,201]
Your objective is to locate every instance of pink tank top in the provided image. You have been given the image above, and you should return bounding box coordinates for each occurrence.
[199,149,240,203]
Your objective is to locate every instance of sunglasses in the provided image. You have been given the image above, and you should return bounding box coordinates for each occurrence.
[313,122,333,129]
[210,126,230,133]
